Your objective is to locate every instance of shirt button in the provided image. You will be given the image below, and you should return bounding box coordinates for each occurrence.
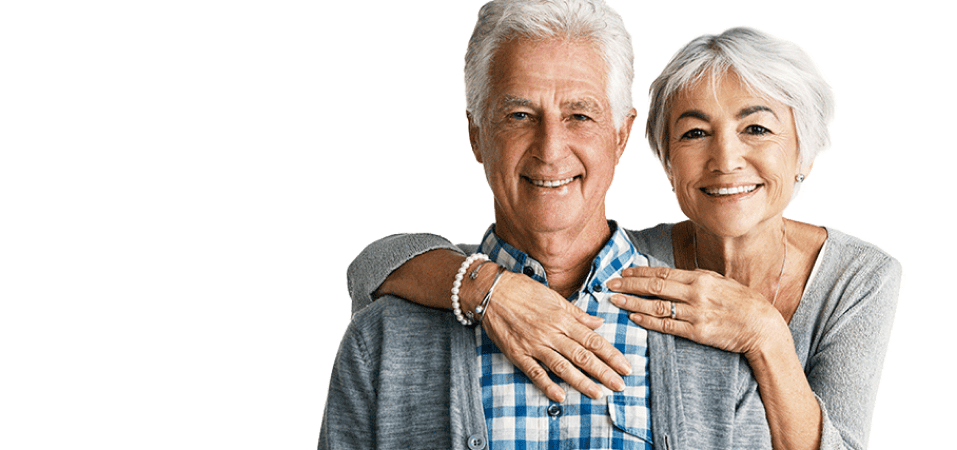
[593,284,604,293]
[523,266,535,276]
[547,404,562,417]
[467,434,486,449]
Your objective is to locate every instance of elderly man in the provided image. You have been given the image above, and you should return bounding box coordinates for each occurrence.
[320,1,771,449]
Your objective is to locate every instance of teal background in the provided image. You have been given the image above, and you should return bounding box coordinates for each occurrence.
[0,0,955,449]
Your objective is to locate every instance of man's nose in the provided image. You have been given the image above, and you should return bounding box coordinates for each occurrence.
[533,115,571,162]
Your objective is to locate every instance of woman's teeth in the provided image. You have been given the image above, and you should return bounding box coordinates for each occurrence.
[531,177,575,188]
[704,185,758,196]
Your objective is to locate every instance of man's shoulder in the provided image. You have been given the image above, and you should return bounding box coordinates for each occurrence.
[621,223,675,268]
[346,296,457,348]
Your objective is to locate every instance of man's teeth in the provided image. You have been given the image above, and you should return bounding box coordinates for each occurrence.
[531,177,575,188]
[705,185,757,196]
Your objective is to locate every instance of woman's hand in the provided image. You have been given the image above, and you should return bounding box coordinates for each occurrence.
[480,271,632,402]
[606,266,787,357]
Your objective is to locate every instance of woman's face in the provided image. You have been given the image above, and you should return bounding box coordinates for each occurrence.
[667,72,802,239]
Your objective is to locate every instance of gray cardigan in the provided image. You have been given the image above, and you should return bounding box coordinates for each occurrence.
[322,230,772,450]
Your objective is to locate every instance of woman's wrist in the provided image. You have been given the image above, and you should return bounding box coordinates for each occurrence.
[458,259,501,314]
[744,312,793,366]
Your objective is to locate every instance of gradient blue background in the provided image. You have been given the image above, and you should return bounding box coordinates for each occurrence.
[2,1,949,448]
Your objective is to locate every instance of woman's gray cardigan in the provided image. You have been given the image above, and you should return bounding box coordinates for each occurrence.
[325,225,899,450]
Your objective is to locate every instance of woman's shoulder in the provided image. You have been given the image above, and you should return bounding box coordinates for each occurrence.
[798,226,902,322]
[820,227,901,275]
[787,226,901,373]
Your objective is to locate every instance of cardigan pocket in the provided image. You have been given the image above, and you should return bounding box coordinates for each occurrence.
[607,387,653,443]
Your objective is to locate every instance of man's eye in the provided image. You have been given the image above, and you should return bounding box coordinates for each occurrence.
[509,112,530,120]
[744,125,771,135]
[570,114,591,121]
[680,129,707,140]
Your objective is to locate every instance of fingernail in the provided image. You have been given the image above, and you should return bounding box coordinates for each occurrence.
[610,295,624,306]
[607,279,621,290]
[611,377,625,392]
[617,358,632,376]
[551,387,566,403]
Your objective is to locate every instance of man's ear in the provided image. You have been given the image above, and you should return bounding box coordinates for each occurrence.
[467,112,483,163]
[614,108,638,163]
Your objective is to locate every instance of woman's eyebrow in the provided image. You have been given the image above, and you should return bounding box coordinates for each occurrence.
[736,105,778,120]
[676,109,709,122]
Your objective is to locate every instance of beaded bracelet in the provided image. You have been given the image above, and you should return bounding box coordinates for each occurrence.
[452,253,489,326]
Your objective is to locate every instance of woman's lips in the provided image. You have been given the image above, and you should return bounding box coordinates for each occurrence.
[701,184,759,197]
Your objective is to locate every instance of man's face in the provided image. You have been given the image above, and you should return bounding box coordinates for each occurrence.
[471,38,634,244]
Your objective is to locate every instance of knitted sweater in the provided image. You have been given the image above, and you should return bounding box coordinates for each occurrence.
[327,224,899,449]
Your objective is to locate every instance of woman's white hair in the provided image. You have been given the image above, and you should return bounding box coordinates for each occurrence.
[646,27,834,173]
[464,0,634,129]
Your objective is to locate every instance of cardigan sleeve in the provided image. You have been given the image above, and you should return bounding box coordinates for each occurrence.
[806,245,902,450]
[346,233,464,314]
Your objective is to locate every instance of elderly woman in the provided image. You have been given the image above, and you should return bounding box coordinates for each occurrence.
[348,27,900,450]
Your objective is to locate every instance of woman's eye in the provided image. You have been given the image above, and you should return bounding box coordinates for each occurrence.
[680,129,707,140]
[744,124,771,135]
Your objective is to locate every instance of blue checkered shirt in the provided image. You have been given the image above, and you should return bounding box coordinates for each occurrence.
[476,222,653,450]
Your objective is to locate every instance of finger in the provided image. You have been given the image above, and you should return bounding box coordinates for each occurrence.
[611,294,679,319]
[553,328,628,391]
[538,349,605,400]
[608,272,696,301]
[512,355,566,402]
[569,324,632,376]
[620,265,704,281]
[573,311,605,330]
[629,312,696,340]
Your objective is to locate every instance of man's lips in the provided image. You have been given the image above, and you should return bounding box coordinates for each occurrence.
[523,176,579,188]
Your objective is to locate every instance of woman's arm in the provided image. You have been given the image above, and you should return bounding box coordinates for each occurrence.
[346,233,632,401]
[608,254,901,450]
[801,255,901,449]
[608,267,823,450]
[346,233,463,314]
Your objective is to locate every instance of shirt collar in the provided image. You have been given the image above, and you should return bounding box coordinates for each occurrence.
[477,221,641,298]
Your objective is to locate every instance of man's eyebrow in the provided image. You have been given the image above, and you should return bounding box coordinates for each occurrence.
[736,105,778,120]
[564,99,602,112]
[500,95,534,109]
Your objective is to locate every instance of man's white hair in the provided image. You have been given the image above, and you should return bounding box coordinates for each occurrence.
[464,0,634,129]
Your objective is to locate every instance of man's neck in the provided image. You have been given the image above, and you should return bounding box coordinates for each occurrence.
[495,216,612,299]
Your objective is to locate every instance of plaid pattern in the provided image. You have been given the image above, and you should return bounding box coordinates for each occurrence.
[476,223,653,449]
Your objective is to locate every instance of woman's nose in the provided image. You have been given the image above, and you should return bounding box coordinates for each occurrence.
[707,131,746,173]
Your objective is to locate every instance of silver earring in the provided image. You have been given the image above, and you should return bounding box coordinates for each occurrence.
[795,174,805,183]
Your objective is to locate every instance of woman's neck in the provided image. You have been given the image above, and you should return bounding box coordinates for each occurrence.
[682,219,789,300]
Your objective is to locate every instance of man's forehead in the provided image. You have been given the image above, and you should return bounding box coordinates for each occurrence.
[496,94,604,111]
